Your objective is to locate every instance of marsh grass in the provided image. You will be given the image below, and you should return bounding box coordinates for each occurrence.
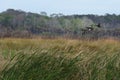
[0,38,120,80]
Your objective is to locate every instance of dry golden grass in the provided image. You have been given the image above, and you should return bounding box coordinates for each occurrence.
[0,38,120,80]
[0,38,119,61]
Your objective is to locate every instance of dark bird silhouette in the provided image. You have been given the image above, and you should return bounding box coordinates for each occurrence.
[96,23,101,28]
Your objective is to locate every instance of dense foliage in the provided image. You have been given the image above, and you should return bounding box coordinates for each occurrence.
[0,9,120,39]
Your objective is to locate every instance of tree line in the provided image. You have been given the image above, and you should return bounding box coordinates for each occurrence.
[0,9,120,39]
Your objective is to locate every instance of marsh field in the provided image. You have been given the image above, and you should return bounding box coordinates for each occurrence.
[0,38,120,80]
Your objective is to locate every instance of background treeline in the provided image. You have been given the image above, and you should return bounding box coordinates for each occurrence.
[0,9,120,39]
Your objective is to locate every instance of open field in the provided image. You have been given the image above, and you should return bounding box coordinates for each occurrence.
[0,38,120,80]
